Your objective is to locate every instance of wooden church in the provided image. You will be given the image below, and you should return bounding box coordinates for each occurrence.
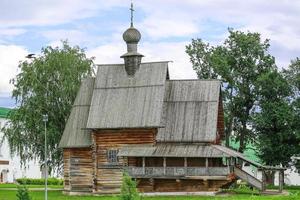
[59,4,284,195]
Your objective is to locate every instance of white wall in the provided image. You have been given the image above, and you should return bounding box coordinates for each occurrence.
[242,163,300,186]
[0,118,42,183]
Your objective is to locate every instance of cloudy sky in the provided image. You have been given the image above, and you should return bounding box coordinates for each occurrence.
[0,0,299,107]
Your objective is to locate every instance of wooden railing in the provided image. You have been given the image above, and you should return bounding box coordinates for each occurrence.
[125,167,229,177]
[234,166,263,190]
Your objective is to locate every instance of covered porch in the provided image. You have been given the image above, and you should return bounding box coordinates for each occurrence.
[119,144,286,193]
[119,144,232,180]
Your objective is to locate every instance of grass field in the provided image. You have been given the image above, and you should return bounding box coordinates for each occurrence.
[0,184,63,189]
[0,184,299,200]
[0,189,299,200]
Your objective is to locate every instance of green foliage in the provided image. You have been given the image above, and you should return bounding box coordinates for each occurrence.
[2,41,94,174]
[16,178,63,185]
[186,29,276,152]
[119,173,140,200]
[284,57,300,92]
[16,185,31,200]
[253,70,300,167]
[283,58,300,172]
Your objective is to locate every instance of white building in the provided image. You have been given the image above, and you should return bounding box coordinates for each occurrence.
[0,108,42,183]
[242,164,300,186]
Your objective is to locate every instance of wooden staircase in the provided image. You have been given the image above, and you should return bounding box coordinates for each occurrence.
[233,166,263,191]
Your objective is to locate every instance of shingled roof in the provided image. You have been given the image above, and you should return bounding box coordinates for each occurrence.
[157,80,221,142]
[59,77,94,148]
[60,62,222,148]
[86,62,168,129]
[119,143,229,158]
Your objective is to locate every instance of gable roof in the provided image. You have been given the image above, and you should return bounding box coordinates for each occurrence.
[157,80,221,142]
[86,62,168,129]
[59,62,222,148]
[59,77,94,148]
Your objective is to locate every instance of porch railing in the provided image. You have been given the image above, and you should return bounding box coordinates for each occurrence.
[125,167,229,177]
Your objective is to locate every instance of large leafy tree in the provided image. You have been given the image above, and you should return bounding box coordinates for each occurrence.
[186,29,276,152]
[253,70,299,166]
[253,70,300,182]
[283,58,300,172]
[3,41,94,173]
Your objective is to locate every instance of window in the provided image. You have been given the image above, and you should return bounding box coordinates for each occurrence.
[107,149,118,164]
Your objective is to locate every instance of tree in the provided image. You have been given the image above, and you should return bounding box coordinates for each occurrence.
[253,70,300,183]
[283,58,300,172]
[16,185,32,200]
[3,41,94,174]
[119,172,140,200]
[186,29,276,153]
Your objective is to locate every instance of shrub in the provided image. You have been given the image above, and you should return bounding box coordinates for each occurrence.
[16,178,64,185]
[16,185,32,200]
[119,172,140,200]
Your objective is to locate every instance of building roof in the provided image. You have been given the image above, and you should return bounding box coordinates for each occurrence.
[86,62,168,129]
[213,145,263,167]
[58,77,94,148]
[0,107,11,119]
[157,80,221,142]
[60,62,223,148]
[118,144,230,158]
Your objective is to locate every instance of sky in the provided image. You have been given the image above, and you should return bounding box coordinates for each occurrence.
[0,0,300,108]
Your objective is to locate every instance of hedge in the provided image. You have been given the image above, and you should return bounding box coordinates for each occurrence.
[16,178,63,185]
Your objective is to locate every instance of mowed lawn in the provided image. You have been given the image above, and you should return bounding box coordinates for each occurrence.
[0,190,299,200]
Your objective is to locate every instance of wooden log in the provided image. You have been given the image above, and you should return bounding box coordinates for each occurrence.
[93,128,156,193]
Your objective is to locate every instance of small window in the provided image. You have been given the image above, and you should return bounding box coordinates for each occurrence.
[107,149,119,164]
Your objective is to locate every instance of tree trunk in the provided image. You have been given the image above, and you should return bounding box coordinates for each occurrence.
[265,171,276,185]
[225,117,233,147]
[238,123,246,153]
[225,88,234,147]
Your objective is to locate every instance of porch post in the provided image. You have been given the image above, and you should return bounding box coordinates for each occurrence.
[142,157,145,174]
[279,170,284,193]
[205,158,209,174]
[184,157,187,175]
[261,170,266,191]
[163,157,166,175]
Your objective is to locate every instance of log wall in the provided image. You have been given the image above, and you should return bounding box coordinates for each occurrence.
[63,148,93,193]
[216,96,225,144]
[93,128,156,194]
[137,179,232,192]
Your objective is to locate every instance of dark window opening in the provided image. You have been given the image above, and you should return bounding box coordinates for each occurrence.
[145,157,163,167]
[187,158,206,167]
[107,149,119,164]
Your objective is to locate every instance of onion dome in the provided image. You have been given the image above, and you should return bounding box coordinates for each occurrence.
[120,2,144,76]
[123,26,141,43]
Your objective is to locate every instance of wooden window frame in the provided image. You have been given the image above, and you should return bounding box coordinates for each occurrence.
[107,149,119,165]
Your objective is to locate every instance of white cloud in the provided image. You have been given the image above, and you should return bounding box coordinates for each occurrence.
[0,0,126,27]
[0,45,28,96]
[87,40,197,79]
[137,0,300,68]
[87,43,124,64]
[0,28,26,36]
[140,17,199,39]
[142,42,197,79]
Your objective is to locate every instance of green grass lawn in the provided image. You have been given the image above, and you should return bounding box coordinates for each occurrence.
[0,190,299,200]
[0,184,63,189]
